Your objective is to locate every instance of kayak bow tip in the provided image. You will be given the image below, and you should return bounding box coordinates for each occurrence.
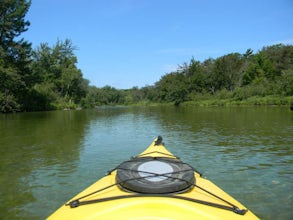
[154,135,163,146]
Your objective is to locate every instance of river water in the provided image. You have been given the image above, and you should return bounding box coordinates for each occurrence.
[0,106,292,219]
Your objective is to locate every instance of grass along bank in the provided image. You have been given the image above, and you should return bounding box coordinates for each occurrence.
[181,95,293,107]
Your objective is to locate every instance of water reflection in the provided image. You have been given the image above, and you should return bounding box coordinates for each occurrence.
[0,111,94,219]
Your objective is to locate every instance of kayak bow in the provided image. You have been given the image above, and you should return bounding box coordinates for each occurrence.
[47,136,259,220]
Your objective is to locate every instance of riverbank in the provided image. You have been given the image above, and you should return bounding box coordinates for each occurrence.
[182,95,293,107]
[128,95,293,107]
[2,95,292,114]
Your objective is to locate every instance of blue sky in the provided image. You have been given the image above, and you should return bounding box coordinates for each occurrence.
[23,0,293,89]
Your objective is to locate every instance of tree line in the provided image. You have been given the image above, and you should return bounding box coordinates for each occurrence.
[153,45,293,105]
[1,1,293,113]
[84,43,293,107]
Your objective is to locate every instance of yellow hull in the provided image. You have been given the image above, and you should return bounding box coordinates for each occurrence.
[47,137,259,219]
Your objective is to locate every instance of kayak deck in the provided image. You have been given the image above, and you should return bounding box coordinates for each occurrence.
[47,136,259,219]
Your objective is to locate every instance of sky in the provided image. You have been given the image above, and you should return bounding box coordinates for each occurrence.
[22,0,293,89]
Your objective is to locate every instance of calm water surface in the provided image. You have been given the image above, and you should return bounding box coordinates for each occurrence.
[0,106,292,219]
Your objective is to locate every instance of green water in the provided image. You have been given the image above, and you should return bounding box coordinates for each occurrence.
[0,106,292,219]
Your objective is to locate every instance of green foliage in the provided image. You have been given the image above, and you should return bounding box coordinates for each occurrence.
[94,86,125,105]
[29,39,88,110]
[278,69,293,96]
[205,53,243,92]
[188,58,206,93]
[156,72,189,105]
[151,44,293,106]
[81,86,98,108]
[0,0,89,113]
[0,0,31,43]
[0,0,32,112]
[0,92,20,113]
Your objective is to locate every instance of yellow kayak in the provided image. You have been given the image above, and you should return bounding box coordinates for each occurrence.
[47,136,259,219]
